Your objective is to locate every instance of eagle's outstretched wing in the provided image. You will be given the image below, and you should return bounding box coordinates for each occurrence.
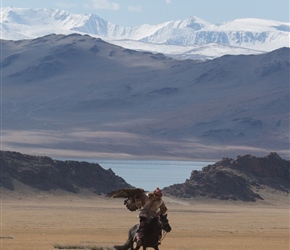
[106,188,145,198]
[106,188,145,211]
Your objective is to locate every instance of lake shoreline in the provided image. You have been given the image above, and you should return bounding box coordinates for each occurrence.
[55,159,215,190]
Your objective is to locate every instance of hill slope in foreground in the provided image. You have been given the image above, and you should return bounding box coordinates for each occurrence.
[0,150,132,195]
[1,150,289,203]
[163,152,289,202]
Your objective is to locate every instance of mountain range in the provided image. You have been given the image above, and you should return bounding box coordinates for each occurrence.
[1,33,289,160]
[1,7,289,60]
[1,150,289,202]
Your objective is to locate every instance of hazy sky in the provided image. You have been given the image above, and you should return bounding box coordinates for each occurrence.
[2,0,289,27]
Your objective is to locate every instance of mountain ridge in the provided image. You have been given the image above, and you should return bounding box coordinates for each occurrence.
[0,150,132,194]
[163,152,290,201]
[1,150,289,203]
[1,7,289,60]
[1,34,289,160]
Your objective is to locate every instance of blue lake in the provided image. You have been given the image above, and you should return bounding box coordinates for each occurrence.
[94,160,214,191]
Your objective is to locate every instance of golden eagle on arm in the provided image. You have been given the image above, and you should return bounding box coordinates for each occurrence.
[106,188,146,211]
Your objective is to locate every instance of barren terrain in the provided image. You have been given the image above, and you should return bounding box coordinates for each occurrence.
[1,190,289,250]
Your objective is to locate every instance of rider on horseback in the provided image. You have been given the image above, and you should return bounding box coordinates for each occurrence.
[135,187,168,246]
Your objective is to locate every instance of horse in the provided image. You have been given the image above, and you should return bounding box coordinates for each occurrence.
[114,214,171,250]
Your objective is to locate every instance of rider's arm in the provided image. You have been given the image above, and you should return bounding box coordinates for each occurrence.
[159,201,168,215]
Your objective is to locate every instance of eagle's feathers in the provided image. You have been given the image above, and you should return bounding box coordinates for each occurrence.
[106,188,145,199]
[106,188,146,211]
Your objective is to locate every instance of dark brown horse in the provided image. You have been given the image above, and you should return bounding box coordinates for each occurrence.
[114,214,171,250]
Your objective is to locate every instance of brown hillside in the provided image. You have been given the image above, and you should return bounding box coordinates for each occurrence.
[0,150,132,194]
[163,152,290,201]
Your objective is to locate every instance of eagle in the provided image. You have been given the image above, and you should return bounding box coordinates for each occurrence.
[106,188,146,211]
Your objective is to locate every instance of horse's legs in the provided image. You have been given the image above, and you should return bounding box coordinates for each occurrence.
[130,241,134,250]
[131,241,141,250]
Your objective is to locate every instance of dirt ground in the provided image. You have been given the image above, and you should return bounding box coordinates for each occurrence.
[0,191,289,250]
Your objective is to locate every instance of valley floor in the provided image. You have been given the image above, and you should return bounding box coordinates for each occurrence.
[0,192,289,250]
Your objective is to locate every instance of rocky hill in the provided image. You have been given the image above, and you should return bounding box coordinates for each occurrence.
[1,150,289,202]
[0,150,132,194]
[163,152,290,201]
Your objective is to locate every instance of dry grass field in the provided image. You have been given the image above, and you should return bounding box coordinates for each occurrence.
[1,190,289,250]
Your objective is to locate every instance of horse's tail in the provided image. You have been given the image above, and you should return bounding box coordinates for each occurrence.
[114,243,130,250]
[129,224,139,238]
[114,224,139,250]
[114,236,131,250]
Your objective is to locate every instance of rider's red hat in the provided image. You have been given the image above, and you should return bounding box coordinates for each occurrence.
[153,187,162,197]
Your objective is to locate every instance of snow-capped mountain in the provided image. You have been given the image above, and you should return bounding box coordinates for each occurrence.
[1,7,289,60]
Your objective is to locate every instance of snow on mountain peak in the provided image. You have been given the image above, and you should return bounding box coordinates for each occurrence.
[171,16,211,30]
[1,7,289,60]
[215,18,290,32]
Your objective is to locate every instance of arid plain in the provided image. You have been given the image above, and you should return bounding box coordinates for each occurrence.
[1,189,289,250]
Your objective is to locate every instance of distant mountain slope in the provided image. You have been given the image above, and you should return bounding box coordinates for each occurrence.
[0,150,132,194]
[1,7,289,60]
[1,34,289,160]
[163,152,290,201]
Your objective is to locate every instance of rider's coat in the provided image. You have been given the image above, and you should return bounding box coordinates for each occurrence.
[137,192,167,218]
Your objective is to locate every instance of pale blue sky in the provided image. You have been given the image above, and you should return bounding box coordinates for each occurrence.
[2,0,289,27]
